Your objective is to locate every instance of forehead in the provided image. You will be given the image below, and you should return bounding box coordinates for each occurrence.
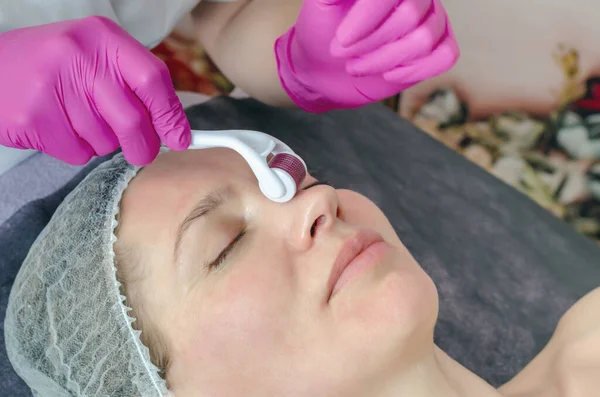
[134,148,255,198]
[144,148,251,182]
[117,149,253,243]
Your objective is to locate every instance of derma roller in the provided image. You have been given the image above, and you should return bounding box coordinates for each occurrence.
[188,129,307,203]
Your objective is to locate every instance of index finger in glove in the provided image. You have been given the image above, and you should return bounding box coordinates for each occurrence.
[331,0,432,58]
[383,31,459,83]
[345,2,447,75]
[335,0,400,47]
[115,36,191,151]
[298,0,353,34]
[94,80,161,166]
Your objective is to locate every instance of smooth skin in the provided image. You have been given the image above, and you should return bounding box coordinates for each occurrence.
[115,148,600,396]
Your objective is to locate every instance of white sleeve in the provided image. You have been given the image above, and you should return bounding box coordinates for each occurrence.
[0,0,236,48]
[0,0,120,34]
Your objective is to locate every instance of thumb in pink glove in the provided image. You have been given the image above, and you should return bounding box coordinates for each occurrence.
[275,0,459,113]
[0,16,191,166]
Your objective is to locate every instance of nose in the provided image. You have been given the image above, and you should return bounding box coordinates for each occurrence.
[286,185,339,252]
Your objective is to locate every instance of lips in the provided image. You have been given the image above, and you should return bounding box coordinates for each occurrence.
[327,229,386,301]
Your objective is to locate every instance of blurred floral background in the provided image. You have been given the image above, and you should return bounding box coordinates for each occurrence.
[151,31,234,97]
[408,49,600,245]
[153,28,599,245]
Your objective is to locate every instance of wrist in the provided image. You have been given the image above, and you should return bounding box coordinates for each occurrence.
[274,28,340,113]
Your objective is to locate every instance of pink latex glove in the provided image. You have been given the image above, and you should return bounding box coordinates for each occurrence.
[0,16,191,166]
[275,0,459,113]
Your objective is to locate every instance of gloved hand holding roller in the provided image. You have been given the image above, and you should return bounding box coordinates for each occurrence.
[0,17,192,166]
[0,0,459,166]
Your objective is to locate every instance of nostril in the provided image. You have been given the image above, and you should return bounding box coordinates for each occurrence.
[310,215,326,238]
[310,219,318,238]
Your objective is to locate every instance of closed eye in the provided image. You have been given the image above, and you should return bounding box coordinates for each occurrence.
[206,181,332,271]
[303,180,333,190]
[207,228,247,271]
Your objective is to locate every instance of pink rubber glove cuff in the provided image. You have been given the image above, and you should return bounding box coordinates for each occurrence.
[275,28,342,114]
[274,0,459,115]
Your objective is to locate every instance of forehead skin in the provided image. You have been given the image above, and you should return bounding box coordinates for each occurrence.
[117,148,255,253]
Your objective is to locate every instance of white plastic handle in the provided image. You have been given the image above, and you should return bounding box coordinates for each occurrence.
[188,129,306,202]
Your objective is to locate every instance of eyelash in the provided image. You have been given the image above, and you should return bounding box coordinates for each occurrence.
[206,180,333,271]
[208,228,247,271]
[304,180,333,189]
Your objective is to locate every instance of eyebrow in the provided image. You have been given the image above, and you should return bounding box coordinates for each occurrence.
[172,180,327,260]
[174,186,233,260]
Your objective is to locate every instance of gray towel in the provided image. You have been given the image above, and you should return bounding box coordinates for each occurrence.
[1,98,599,396]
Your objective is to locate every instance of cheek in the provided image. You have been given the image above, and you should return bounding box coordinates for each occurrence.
[182,251,295,363]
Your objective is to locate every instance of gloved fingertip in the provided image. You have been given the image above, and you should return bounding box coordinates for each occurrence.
[336,26,355,48]
[383,69,403,82]
[164,123,192,151]
[122,142,160,167]
[64,154,94,166]
[94,141,120,157]
[336,12,367,47]
[122,152,152,167]
[383,68,420,88]
[173,129,192,151]
[55,145,95,166]
[329,39,346,58]
[345,59,369,77]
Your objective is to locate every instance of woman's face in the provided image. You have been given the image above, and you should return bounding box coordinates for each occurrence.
[117,148,439,397]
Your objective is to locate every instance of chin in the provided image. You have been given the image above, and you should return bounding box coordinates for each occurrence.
[334,248,439,362]
[378,252,437,327]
